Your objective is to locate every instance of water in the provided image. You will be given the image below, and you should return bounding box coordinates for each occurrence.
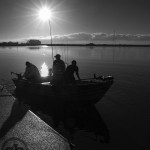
[0,45,150,149]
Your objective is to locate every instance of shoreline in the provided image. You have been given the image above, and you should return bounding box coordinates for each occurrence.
[0,43,150,47]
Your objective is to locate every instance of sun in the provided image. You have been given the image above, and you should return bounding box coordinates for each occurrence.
[38,7,52,21]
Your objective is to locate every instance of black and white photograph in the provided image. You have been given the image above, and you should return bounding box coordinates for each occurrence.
[0,0,150,149]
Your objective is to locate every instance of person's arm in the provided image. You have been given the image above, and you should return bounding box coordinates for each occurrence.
[23,67,30,79]
[62,61,66,72]
[75,67,81,81]
[23,67,28,78]
[52,61,56,73]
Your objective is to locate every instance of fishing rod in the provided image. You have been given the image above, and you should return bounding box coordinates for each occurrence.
[49,20,54,62]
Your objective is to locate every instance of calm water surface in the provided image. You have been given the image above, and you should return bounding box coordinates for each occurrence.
[0,46,150,81]
[0,46,150,149]
[0,45,150,110]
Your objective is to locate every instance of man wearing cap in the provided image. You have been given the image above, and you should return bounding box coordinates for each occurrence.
[52,54,66,85]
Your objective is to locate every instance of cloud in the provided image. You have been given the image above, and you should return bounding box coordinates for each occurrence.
[52,32,150,43]
[92,33,150,42]
[9,32,150,44]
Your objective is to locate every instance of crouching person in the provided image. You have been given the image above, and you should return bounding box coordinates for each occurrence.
[23,61,41,83]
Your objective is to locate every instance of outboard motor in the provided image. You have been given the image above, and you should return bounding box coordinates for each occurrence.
[105,75,114,81]
[98,75,114,81]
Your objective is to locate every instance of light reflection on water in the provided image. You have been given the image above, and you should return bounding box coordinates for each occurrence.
[0,46,150,81]
[40,62,49,77]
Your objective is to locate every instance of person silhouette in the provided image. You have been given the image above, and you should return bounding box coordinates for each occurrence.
[23,61,41,82]
[52,54,66,85]
[65,60,81,84]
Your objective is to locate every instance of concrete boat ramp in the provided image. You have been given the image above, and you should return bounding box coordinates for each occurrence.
[0,85,71,150]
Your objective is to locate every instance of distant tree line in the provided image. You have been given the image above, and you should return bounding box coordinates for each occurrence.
[0,40,148,47]
[26,39,41,45]
[0,41,19,46]
[0,39,41,46]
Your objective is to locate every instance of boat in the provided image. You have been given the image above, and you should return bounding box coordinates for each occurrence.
[12,74,114,106]
[11,74,113,142]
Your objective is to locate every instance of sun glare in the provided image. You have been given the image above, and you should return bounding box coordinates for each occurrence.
[40,62,49,77]
[38,7,52,21]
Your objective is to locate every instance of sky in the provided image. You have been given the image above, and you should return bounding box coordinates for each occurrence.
[0,0,150,44]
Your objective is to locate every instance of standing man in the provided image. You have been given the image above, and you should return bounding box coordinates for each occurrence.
[65,60,81,84]
[52,54,66,85]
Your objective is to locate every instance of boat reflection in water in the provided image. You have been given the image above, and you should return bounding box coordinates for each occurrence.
[11,73,114,143]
